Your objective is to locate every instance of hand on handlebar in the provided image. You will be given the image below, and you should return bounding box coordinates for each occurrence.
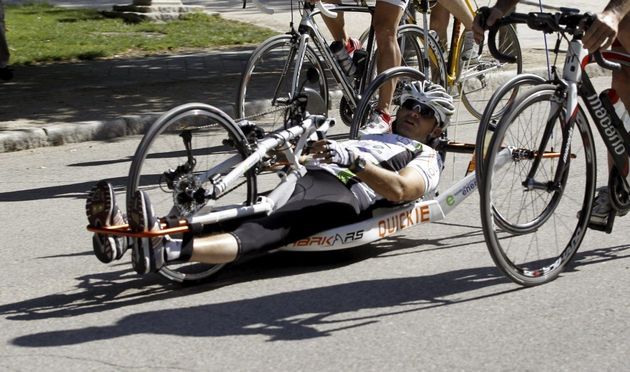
[472,6,505,44]
[308,139,357,167]
[582,10,621,52]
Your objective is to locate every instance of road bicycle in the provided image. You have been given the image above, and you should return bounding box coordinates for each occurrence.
[87,70,526,284]
[476,8,630,285]
[403,0,523,120]
[235,0,427,132]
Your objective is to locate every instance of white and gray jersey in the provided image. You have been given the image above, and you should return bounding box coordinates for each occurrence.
[308,133,443,212]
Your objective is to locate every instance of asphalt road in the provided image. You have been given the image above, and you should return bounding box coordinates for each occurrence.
[1,76,628,370]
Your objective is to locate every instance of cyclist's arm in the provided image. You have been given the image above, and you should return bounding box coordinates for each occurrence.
[583,0,630,51]
[471,0,519,43]
[354,163,427,203]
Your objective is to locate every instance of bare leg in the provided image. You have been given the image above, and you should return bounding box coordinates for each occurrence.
[610,15,630,173]
[320,0,348,43]
[374,1,404,113]
[437,0,474,29]
[430,2,450,48]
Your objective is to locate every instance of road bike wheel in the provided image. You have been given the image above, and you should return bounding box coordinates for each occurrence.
[474,73,546,184]
[349,66,424,139]
[235,34,329,132]
[479,85,596,286]
[128,103,257,283]
[459,23,522,119]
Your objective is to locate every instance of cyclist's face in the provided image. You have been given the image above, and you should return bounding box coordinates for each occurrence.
[395,106,440,142]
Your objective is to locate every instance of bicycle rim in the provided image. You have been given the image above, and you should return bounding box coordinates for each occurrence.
[480,85,596,286]
[235,34,329,133]
[459,24,522,119]
[127,104,257,283]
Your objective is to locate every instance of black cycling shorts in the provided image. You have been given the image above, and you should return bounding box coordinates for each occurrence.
[230,170,361,259]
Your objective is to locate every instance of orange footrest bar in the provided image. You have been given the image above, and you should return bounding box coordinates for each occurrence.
[86,219,190,238]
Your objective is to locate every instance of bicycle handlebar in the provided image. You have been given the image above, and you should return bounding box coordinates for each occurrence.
[250,0,337,18]
[477,7,622,71]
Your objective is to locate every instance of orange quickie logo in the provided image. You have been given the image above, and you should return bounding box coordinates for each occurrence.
[378,205,430,238]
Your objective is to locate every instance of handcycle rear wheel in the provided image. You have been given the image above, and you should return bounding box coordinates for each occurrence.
[235,34,329,133]
[127,103,257,283]
[479,85,596,286]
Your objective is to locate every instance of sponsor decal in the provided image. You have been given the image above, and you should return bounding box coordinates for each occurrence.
[292,231,364,247]
[446,195,455,206]
[377,205,431,238]
[587,93,625,155]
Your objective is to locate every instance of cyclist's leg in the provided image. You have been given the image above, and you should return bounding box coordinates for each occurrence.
[612,14,630,114]
[129,171,360,271]
[318,0,348,43]
[361,0,405,134]
[590,15,630,227]
[430,2,450,49]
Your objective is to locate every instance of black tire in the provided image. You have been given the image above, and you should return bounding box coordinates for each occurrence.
[479,85,596,286]
[349,66,425,139]
[127,103,257,283]
[235,34,329,132]
[459,23,522,119]
[474,73,546,185]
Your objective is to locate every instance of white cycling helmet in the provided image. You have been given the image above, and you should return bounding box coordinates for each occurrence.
[400,80,455,128]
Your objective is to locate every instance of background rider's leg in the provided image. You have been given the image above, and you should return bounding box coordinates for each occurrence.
[320,0,348,42]
[374,1,404,113]
[437,0,473,29]
[430,2,449,49]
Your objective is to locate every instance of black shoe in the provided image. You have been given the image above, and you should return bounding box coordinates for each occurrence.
[0,67,13,81]
[85,181,128,263]
[128,190,165,274]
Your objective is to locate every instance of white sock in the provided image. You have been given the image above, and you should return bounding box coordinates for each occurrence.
[164,238,182,261]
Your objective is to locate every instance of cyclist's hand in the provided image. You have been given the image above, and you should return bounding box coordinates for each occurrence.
[309,140,357,167]
[472,7,504,44]
[583,11,621,52]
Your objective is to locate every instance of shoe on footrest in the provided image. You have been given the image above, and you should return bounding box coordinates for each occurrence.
[85,181,128,263]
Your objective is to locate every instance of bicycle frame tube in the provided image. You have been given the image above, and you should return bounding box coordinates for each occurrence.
[300,5,375,109]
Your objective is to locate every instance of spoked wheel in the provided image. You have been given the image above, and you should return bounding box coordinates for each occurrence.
[127,103,257,283]
[474,73,546,184]
[235,34,329,133]
[349,67,425,139]
[459,23,522,119]
[479,85,596,286]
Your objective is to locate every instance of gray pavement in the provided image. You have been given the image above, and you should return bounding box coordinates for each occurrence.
[0,0,611,152]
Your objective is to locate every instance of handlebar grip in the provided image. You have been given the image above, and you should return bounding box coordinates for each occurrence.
[594,51,622,71]
[316,2,337,18]
[253,0,274,14]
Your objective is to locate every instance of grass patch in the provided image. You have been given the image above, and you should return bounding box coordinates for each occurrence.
[5,3,278,65]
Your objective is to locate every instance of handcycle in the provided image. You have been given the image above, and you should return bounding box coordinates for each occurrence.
[475,8,630,285]
[236,0,428,131]
[88,68,527,285]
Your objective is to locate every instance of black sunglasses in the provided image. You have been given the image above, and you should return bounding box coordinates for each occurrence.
[402,100,435,119]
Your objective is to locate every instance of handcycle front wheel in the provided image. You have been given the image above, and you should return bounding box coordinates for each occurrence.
[349,66,425,139]
[127,103,257,284]
[479,85,596,286]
